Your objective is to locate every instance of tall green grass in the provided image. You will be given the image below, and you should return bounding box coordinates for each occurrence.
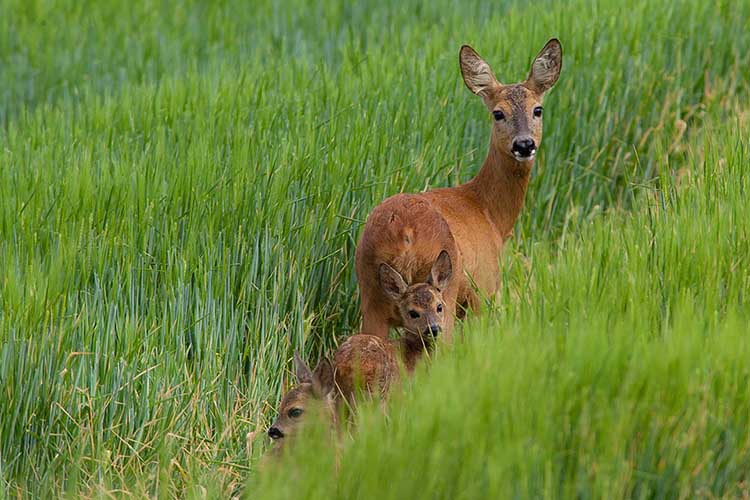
[1,0,749,496]
[254,122,750,498]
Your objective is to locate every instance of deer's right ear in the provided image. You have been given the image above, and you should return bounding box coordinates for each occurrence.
[379,263,408,301]
[459,45,501,100]
[294,351,313,384]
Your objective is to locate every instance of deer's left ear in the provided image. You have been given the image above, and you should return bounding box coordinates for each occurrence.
[312,358,335,398]
[428,250,452,291]
[525,38,562,95]
[294,351,313,384]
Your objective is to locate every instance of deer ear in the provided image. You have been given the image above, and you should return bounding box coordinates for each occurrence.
[525,38,562,95]
[294,351,313,384]
[459,45,501,100]
[379,263,408,301]
[428,250,452,291]
[312,357,335,397]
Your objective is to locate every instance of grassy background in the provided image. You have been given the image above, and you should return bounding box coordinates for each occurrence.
[1,0,749,497]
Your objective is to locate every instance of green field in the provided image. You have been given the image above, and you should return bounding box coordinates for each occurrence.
[1,0,749,497]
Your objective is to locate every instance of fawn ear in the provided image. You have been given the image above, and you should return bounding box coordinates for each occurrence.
[294,351,313,384]
[428,250,452,291]
[459,45,501,101]
[379,263,408,301]
[525,38,562,95]
[312,357,335,397]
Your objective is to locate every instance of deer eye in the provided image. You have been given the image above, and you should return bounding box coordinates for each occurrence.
[436,303,443,313]
[533,106,543,118]
[492,110,505,121]
[408,310,420,319]
[288,408,304,418]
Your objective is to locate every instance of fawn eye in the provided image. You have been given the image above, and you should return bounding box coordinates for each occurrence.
[436,303,443,313]
[533,106,543,118]
[288,408,304,418]
[492,110,505,121]
[408,310,420,319]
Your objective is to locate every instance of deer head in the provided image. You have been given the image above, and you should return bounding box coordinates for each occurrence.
[267,352,335,449]
[379,250,452,338]
[460,39,562,163]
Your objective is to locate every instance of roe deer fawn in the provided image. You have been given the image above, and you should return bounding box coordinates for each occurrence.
[267,254,450,449]
[355,39,562,340]
[334,250,451,405]
[267,353,336,452]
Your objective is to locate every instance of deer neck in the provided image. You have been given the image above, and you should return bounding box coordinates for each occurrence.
[466,139,533,239]
[398,333,434,373]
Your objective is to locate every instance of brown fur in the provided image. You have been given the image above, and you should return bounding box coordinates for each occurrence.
[332,334,400,404]
[268,334,435,451]
[267,263,447,450]
[355,39,562,340]
[333,329,437,404]
[333,254,449,403]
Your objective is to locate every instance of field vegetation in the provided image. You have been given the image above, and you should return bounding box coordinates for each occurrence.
[1,0,748,497]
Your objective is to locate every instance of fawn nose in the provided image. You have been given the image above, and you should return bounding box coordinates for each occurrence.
[268,426,284,440]
[427,324,441,336]
[511,137,536,158]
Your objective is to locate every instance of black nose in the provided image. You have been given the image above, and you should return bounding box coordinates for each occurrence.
[511,138,536,157]
[428,324,441,336]
[268,426,284,440]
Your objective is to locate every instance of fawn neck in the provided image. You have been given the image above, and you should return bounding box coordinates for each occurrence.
[398,333,434,372]
[465,138,532,239]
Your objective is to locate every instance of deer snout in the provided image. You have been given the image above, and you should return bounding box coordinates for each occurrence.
[426,324,441,337]
[511,137,536,160]
[268,426,284,440]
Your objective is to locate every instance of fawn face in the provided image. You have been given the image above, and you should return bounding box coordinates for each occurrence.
[379,250,453,337]
[459,39,562,162]
[267,353,334,449]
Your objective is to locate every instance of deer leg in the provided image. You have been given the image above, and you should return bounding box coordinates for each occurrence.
[361,307,392,339]
[440,285,460,342]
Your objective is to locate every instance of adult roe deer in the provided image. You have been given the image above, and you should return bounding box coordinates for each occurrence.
[267,254,450,449]
[355,39,562,340]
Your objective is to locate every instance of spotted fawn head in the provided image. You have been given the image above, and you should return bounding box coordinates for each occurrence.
[267,352,335,449]
[379,250,453,338]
